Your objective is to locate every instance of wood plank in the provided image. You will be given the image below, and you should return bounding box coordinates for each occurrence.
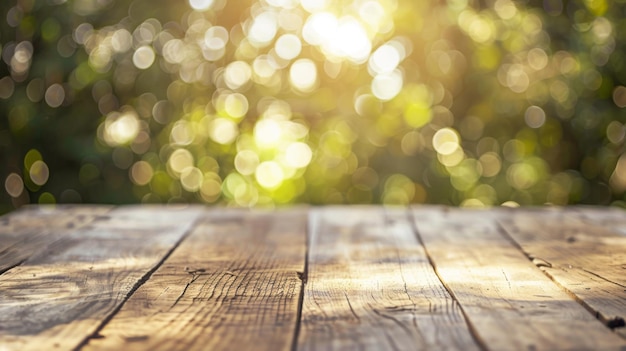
[0,205,203,351]
[81,208,307,351]
[0,205,112,274]
[564,207,626,338]
[568,206,626,236]
[411,206,626,351]
[497,208,626,336]
[298,206,480,351]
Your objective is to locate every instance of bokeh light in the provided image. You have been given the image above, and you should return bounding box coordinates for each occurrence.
[3,0,626,212]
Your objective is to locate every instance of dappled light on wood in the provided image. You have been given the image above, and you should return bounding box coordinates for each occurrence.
[2,0,626,210]
[2,205,626,349]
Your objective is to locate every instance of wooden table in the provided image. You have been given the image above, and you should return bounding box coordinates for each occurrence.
[1,205,625,350]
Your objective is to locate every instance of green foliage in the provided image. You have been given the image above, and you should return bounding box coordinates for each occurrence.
[2,0,626,212]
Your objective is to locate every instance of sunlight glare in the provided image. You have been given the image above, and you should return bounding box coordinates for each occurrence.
[301,0,328,13]
[289,58,318,92]
[29,160,50,186]
[181,167,203,192]
[285,142,313,168]
[4,173,24,197]
[433,128,461,155]
[235,150,260,175]
[369,43,401,74]
[189,0,214,11]
[253,55,277,78]
[255,161,284,189]
[329,17,372,63]
[103,110,140,146]
[266,0,299,9]
[224,93,249,118]
[168,149,194,174]
[275,34,302,60]
[225,61,252,90]
[203,26,229,61]
[359,1,386,29]
[302,12,337,46]
[209,118,239,145]
[248,12,278,47]
[133,46,156,70]
[372,69,403,100]
[254,119,282,148]
[170,120,194,145]
[111,29,132,53]
[44,83,65,108]
[130,161,154,186]
[524,106,546,128]
[204,26,229,50]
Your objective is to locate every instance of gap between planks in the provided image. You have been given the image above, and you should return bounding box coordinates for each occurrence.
[409,206,626,350]
[2,206,626,351]
[81,208,307,351]
[496,207,626,339]
[72,208,205,351]
[297,206,480,351]
[77,206,626,350]
[0,205,204,351]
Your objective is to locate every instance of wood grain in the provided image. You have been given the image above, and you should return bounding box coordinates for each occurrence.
[411,206,626,351]
[497,208,626,334]
[298,206,480,351]
[569,206,626,236]
[0,205,202,351]
[81,208,307,351]
[0,205,112,274]
[3,205,626,350]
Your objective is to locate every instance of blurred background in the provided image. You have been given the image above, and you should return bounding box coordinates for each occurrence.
[1,0,626,213]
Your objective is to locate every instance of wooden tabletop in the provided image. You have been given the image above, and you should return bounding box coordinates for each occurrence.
[1,205,625,351]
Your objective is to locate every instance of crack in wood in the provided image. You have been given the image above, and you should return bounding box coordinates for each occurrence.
[581,268,626,290]
[0,258,26,276]
[290,224,308,351]
[502,269,512,290]
[407,208,489,351]
[8,206,626,350]
[71,212,203,351]
[343,292,360,322]
[371,306,415,339]
[497,213,626,340]
[170,273,201,310]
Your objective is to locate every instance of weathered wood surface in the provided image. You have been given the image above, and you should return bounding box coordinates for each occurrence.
[0,205,203,351]
[569,206,626,234]
[0,205,112,274]
[411,207,626,351]
[1,205,626,351]
[565,207,626,338]
[298,207,479,351]
[498,208,626,335]
[81,208,307,351]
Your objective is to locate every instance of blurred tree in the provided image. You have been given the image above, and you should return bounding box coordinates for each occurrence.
[1,0,626,213]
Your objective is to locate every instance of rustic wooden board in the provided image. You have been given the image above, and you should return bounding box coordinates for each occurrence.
[411,207,626,351]
[0,205,112,274]
[298,206,480,351]
[568,206,626,236]
[497,208,626,335]
[0,205,203,351]
[82,208,307,351]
